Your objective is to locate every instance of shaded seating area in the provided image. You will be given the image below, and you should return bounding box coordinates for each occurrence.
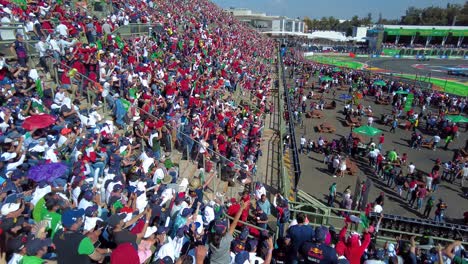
[317,122,336,133]
[346,158,358,175]
[308,110,324,119]
[346,116,361,127]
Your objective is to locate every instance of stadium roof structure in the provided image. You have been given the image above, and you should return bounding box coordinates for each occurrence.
[263,31,349,41]
[382,25,468,37]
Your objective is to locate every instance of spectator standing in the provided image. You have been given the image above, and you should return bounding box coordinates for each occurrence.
[328,183,337,207]
[10,34,28,67]
[287,212,315,264]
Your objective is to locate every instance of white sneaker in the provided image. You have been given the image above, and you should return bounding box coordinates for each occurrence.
[333,175,337,178]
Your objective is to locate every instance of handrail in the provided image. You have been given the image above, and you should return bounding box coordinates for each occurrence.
[279,49,301,194]
[304,221,468,246]
[277,49,287,198]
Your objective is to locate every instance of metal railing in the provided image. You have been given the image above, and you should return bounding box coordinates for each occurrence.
[279,48,302,195]
[288,199,468,246]
[277,51,289,199]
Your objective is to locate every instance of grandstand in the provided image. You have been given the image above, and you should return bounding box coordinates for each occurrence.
[377,25,468,57]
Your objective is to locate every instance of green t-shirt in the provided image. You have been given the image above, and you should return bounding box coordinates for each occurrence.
[78,237,95,255]
[388,151,397,162]
[21,255,45,264]
[454,256,468,264]
[32,198,48,223]
[329,184,336,196]
[42,211,62,238]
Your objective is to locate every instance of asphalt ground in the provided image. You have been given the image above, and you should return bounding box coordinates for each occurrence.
[289,74,468,224]
[355,57,468,81]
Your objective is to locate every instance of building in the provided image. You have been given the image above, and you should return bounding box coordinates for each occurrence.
[378,25,468,47]
[227,8,304,34]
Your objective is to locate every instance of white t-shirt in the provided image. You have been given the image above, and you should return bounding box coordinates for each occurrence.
[300,137,306,145]
[408,164,416,174]
[463,167,468,177]
[56,24,68,37]
[373,204,383,213]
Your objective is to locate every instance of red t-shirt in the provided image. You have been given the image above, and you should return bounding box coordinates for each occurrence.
[110,243,139,264]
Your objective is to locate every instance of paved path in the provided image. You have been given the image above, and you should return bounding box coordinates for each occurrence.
[287,71,468,224]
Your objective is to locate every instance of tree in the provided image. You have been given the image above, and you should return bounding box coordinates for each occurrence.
[377,12,383,24]
[421,6,447,25]
[460,1,468,25]
[401,6,422,25]
[350,15,360,27]
[445,3,463,25]
[303,16,313,31]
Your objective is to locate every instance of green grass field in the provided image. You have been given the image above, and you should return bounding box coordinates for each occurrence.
[306,56,364,69]
[394,73,468,97]
[306,55,467,97]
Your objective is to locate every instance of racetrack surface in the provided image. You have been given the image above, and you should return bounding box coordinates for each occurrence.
[355,58,468,82]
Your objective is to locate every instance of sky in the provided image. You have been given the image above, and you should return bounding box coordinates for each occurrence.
[211,0,466,20]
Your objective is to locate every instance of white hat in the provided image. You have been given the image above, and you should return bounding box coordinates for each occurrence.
[144,226,158,238]
[1,152,17,161]
[1,203,20,216]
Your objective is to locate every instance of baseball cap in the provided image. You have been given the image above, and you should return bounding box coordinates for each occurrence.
[156,226,168,235]
[247,239,258,251]
[7,234,29,252]
[239,226,249,240]
[314,226,328,243]
[180,208,193,218]
[62,208,85,228]
[235,251,250,264]
[113,184,123,192]
[107,213,126,227]
[1,202,20,216]
[83,190,94,201]
[212,220,228,235]
[26,238,51,256]
[144,226,158,238]
[85,205,98,217]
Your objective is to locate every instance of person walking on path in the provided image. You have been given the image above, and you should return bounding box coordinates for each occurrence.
[423,196,434,218]
[389,118,398,133]
[328,183,337,207]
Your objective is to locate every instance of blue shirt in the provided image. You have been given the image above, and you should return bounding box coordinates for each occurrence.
[257,200,271,215]
[287,224,315,261]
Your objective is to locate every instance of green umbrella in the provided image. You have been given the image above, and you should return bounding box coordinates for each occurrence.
[373,80,386,86]
[395,90,409,95]
[353,125,383,137]
[333,67,341,72]
[320,76,333,82]
[445,115,468,123]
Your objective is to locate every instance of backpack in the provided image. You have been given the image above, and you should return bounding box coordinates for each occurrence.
[280,207,290,223]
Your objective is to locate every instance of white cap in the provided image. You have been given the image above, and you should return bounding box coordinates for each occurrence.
[1,203,20,216]
[144,226,158,238]
[1,152,17,161]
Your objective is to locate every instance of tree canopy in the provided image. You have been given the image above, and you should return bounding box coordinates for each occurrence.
[303,2,468,35]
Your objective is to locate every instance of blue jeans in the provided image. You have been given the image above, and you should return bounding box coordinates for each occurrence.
[277,221,285,238]
[417,198,423,209]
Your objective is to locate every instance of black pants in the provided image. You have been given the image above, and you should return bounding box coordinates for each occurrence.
[39,56,49,72]
[423,206,432,218]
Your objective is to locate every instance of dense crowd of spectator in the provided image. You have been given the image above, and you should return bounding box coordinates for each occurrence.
[1,0,468,263]
[0,0,285,263]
